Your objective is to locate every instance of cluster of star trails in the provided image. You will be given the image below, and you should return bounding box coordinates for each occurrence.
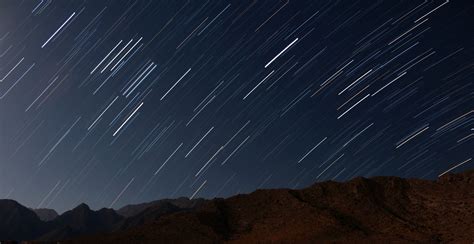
[0,0,471,212]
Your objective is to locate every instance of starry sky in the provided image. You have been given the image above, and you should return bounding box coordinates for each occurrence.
[0,0,472,213]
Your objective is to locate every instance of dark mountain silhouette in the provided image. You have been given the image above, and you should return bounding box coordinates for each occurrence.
[31,208,58,222]
[67,170,474,243]
[0,197,205,241]
[37,203,123,240]
[0,170,473,243]
[116,197,207,218]
[114,198,207,231]
[0,200,44,240]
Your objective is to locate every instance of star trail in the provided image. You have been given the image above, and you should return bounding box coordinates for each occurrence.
[0,0,472,212]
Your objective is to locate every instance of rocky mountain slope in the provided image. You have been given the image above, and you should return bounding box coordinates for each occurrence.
[68,170,474,243]
[0,200,45,240]
[31,208,58,222]
[0,170,473,243]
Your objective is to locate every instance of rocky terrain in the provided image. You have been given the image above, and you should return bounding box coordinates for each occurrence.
[0,170,472,243]
[31,209,58,222]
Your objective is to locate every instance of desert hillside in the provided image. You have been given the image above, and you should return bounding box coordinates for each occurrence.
[66,170,474,243]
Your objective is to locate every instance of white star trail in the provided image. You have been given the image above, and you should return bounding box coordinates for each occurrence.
[0,0,470,213]
[41,12,76,48]
[265,38,299,68]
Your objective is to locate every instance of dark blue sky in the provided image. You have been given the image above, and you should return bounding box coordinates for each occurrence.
[0,0,472,213]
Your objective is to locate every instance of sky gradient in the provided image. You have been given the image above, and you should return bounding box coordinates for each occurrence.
[0,0,472,213]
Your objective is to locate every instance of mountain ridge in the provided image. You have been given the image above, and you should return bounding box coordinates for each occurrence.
[0,170,472,243]
[31,208,58,222]
[66,170,474,243]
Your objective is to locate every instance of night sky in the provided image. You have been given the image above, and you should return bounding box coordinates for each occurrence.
[0,0,472,213]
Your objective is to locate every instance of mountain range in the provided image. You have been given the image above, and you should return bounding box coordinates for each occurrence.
[0,170,473,243]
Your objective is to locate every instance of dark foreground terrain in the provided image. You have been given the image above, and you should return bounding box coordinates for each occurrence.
[1,170,473,243]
